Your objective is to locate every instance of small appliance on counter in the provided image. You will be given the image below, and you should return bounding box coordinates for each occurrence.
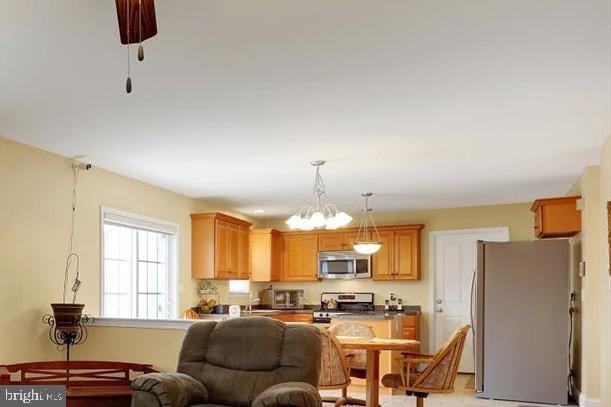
[260,287,305,309]
[213,304,230,314]
[312,292,374,324]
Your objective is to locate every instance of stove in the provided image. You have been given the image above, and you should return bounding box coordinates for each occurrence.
[312,292,374,324]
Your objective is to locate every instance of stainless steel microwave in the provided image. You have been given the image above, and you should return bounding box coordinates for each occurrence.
[317,251,371,279]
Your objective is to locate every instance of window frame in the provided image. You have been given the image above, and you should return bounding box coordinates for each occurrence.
[228,280,251,296]
[100,207,179,320]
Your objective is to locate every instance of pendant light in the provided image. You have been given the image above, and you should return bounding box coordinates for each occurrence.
[352,193,383,255]
[286,161,352,231]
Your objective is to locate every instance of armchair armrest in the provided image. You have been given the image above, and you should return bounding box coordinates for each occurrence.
[252,382,321,407]
[131,372,208,407]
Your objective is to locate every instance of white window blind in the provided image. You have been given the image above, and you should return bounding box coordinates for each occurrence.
[228,280,250,295]
[101,207,178,319]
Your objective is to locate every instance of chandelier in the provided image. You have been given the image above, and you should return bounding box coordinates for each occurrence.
[286,161,352,230]
[352,193,383,254]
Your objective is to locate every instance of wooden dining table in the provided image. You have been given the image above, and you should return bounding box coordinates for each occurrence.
[337,337,421,407]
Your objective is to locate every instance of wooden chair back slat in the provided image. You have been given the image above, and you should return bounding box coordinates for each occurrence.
[411,325,470,391]
[318,329,351,389]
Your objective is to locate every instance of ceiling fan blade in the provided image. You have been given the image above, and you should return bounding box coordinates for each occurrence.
[115,0,158,45]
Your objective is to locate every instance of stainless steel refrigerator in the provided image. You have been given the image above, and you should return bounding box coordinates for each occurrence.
[474,239,570,405]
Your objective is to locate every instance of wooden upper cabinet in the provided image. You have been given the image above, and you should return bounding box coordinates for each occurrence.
[191,213,252,280]
[282,233,319,281]
[394,228,420,280]
[372,230,394,280]
[318,233,344,251]
[237,226,250,279]
[318,231,365,251]
[372,225,423,281]
[250,229,282,282]
[531,196,581,239]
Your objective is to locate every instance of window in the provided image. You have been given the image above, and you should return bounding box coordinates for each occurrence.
[228,280,250,295]
[101,208,178,319]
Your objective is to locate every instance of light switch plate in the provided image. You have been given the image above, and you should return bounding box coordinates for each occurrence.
[579,261,586,277]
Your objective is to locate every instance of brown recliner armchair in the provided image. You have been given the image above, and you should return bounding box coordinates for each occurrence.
[132,317,322,407]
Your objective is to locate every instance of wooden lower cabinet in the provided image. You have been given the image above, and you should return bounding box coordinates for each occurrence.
[282,233,319,281]
[402,314,420,340]
[272,313,313,323]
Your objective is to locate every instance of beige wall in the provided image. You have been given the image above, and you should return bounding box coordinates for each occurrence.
[569,166,604,403]
[0,136,252,365]
[264,202,534,351]
[599,137,611,407]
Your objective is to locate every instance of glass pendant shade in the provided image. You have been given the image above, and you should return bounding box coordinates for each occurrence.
[286,161,352,231]
[352,242,382,255]
[310,211,326,228]
[352,192,383,255]
[325,211,352,230]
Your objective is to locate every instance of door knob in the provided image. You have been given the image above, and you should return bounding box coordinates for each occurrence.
[436,307,443,313]
[436,299,442,304]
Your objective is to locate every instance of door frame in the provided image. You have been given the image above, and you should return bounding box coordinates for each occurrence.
[428,227,510,354]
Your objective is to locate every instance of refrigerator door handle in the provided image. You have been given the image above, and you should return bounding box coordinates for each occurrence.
[475,241,485,394]
[470,268,476,336]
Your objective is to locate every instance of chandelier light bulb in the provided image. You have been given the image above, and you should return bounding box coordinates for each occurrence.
[286,215,301,229]
[310,211,326,228]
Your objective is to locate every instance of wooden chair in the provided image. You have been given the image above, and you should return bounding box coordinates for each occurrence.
[319,329,353,407]
[328,321,376,406]
[184,308,200,319]
[381,325,470,407]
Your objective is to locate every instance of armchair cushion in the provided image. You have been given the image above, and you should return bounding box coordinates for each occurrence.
[132,372,209,407]
[251,382,321,407]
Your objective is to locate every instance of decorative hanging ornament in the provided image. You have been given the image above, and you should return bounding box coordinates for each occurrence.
[115,0,158,93]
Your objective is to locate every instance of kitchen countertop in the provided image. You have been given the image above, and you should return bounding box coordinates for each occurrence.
[196,305,421,319]
[197,307,314,318]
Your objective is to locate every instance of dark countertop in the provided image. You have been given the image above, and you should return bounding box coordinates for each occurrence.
[197,305,421,320]
[197,306,315,318]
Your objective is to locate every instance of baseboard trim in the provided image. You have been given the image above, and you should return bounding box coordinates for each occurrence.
[577,390,601,407]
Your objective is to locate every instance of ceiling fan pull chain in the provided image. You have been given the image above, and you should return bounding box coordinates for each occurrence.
[137,0,144,61]
[126,0,132,93]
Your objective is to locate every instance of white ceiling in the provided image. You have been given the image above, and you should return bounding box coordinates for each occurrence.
[1,0,609,218]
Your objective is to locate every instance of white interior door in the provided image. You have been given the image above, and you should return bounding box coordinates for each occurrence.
[431,227,509,373]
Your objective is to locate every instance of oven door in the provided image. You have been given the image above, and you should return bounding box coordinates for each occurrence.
[318,252,371,279]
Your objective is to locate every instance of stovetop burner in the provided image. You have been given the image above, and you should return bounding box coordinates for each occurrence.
[312,292,375,323]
